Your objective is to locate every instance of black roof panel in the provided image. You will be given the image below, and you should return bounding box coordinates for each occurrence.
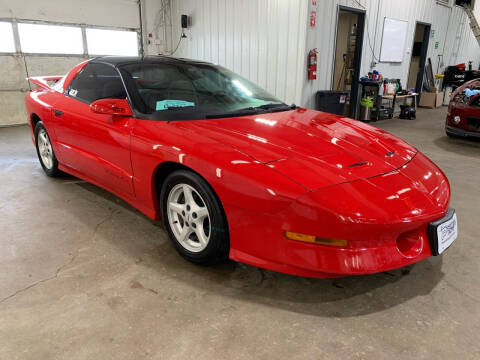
[91,55,213,67]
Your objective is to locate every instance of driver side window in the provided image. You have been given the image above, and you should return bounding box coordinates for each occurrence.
[67,63,127,104]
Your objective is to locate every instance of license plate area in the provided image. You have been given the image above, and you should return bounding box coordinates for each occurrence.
[428,208,458,256]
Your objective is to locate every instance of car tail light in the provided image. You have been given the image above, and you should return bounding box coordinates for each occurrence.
[285,231,348,247]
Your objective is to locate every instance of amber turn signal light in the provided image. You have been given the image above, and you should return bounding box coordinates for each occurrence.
[285,231,348,247]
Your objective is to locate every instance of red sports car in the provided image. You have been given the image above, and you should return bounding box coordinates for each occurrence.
[25,56,457,278]
[446,78,480,138]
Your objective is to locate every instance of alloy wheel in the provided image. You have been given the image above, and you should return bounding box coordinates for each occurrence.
[37,129,53,170]
[167,183,211,252]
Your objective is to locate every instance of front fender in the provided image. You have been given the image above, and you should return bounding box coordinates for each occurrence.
[130,119,308,220]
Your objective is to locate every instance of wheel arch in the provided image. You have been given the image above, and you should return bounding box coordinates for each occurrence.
[152,161,228,227]
[30,113,41,131]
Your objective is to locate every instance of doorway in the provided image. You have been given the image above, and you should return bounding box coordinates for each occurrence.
[407,22,431,93]
[332,6,365,118]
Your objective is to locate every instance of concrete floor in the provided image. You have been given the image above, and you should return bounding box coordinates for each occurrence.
[0,107,479,360]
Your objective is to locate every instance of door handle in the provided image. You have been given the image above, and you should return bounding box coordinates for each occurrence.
[54,109,63,117]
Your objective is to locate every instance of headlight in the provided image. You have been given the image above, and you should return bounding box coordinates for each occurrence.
[453,115,461,124]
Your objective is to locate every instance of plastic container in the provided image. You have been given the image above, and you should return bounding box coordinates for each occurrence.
[387,82,396,95]
[315,91,349,115]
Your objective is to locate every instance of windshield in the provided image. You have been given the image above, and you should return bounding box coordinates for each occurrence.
[119,62,288,120]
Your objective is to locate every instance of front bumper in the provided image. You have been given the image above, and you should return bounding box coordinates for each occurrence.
[446,125,480,138]
[227,152,451,278]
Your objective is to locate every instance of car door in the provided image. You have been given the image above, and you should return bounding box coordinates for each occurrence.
[53,62,135,198]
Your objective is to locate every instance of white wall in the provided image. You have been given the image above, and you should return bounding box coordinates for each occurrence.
[302,0,480,108]
[142,0,173,55]
[3,0,479,126]
[0,0,140,126]
[155,0,480,109]
[168,0,309,105]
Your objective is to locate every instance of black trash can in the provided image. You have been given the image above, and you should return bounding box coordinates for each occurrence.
[315,91,349,115]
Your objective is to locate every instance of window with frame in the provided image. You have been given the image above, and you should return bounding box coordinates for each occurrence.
[18,23,83,54]
[67,63,127,104]
[0,22,15,53]
[86,28,138,56]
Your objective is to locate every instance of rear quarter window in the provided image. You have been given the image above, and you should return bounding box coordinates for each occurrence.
[67,63,127,104]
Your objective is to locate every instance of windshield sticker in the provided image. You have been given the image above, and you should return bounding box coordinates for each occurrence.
[69,88,78,97]
[156,100,195,110]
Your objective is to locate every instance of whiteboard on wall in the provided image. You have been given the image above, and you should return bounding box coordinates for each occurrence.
[379,18,409,63]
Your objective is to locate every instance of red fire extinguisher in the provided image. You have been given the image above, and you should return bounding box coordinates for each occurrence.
[308,48,317,80]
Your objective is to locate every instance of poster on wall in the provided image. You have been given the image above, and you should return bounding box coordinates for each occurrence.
[379,17,409,62]
[310,11,316,27]
[310,0,317,28]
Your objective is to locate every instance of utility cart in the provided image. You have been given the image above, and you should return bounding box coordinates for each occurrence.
[358,81,394,121]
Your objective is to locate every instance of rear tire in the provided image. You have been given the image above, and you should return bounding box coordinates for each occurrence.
[35,121,61,177]
[160,169,229,265]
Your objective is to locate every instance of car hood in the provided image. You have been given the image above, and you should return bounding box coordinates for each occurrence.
[179,108,418,190]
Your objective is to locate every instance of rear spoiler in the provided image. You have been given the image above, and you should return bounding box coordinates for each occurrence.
[27,75,63,91]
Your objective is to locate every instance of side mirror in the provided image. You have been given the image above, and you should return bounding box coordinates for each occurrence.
[90,98,133,116]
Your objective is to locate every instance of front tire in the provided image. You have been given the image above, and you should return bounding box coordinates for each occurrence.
[160,170,229,265]
[35,121,61,177]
